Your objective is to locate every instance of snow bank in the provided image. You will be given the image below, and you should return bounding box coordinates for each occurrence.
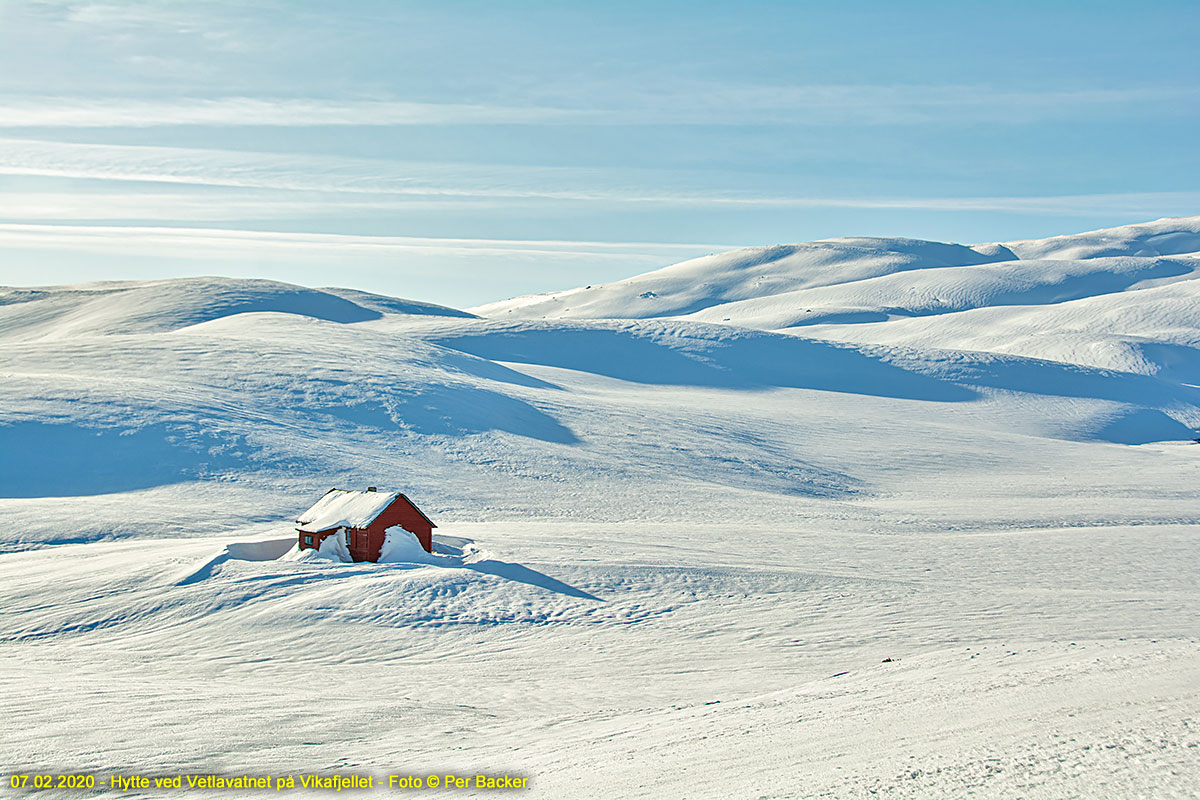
[276,533,352,563]
[280,528,440,567]
[276,544,310,562]
[378,526,438,565]
[317,532,353,563]
[175,537,302,584]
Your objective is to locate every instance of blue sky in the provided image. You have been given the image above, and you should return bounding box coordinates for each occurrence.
[1,0,1197,307]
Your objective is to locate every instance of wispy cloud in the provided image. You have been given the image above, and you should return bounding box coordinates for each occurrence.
[764,192,1200,216]
[0,97,596,128]
[0,137,630,198]
[1,83,1195,129]
[0,223,734,261]
[2,138,1197,218]
[64,1,243,36]
[4,187,1198,225]
[38,1,260,54]
[0,190,514,220]
[630,82,1200,126]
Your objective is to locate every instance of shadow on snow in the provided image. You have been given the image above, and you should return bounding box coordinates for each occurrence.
[436,323,976,402]
[0,421,265,498]
[177,537,602,602]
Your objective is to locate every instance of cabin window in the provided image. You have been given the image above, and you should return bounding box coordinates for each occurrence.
[344,529,352,547]
[303,535,313,545]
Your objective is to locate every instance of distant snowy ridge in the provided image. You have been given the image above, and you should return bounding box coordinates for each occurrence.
[470,217,1200,377]
[1001,217,1200,261]
[471,216,1200,323]
[471,238,1018,321]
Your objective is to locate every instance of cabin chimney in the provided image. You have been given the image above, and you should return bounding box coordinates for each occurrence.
[367,486,377,492]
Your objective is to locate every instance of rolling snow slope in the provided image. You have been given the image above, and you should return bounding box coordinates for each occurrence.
[2,218,1199,799]
[475,216,1200,376]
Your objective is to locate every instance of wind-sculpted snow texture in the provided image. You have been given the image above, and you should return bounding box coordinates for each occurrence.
[2,218,1199,798]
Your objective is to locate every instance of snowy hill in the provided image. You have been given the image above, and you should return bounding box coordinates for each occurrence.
[472,237,1018,320]
[0,277,471,342]
[474,217,1200,375]
[474,217,1200,322]
[2,218,1199,798]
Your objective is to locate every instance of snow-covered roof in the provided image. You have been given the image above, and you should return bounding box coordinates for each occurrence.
[296,489,401,533]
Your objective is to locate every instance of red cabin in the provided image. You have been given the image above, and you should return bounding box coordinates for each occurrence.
[295,487,437,562]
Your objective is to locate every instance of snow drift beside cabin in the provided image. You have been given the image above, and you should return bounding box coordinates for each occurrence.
[280,533,352,563]
[378,527,438,564]
[296,489,399,533]
[316,532,352,562]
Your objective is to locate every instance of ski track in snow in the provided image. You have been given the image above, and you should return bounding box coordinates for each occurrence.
[2,218,1199,798]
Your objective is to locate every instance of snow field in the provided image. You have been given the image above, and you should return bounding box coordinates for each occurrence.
[2,217,1199,797]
